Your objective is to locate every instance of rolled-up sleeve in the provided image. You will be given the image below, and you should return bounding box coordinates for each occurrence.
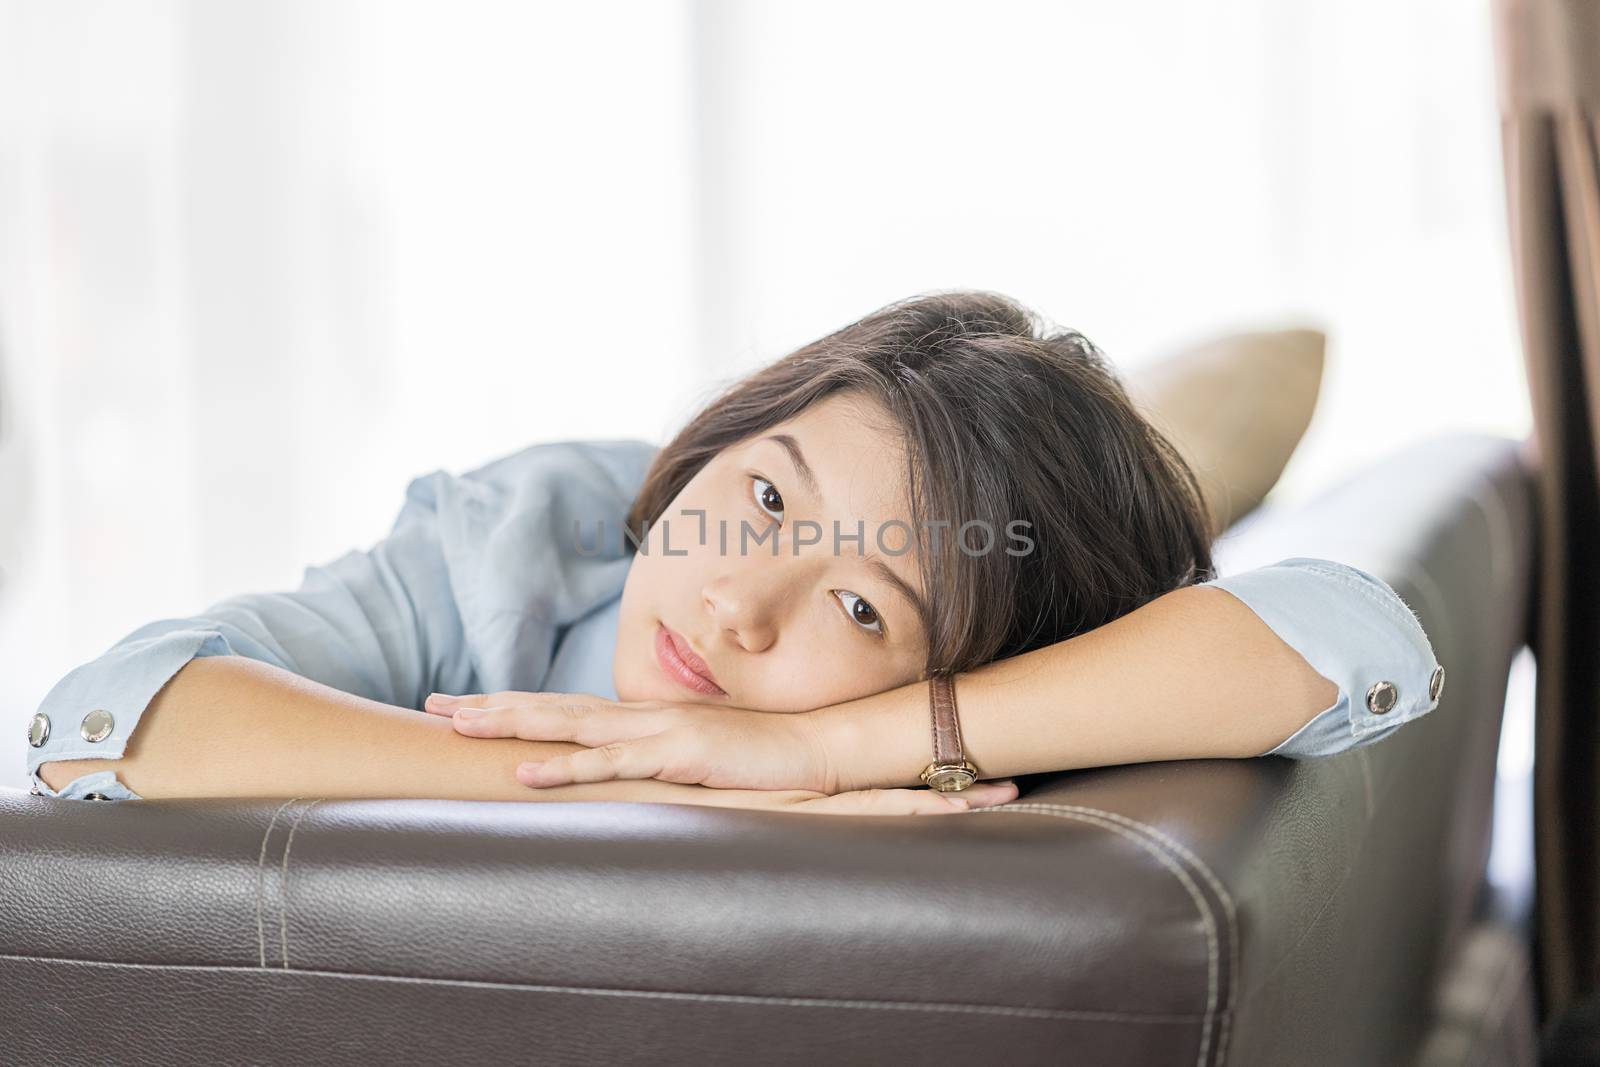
[24,437,657,801]
[1200,557,1444,758]
[24,471,471,800]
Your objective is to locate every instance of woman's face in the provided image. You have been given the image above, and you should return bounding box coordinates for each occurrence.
[614,392,929,712]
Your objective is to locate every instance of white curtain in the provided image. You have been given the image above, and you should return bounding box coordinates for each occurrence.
[0,0,1527,790]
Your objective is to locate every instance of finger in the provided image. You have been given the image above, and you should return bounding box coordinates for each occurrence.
[801,782,1019,816]
[424,691,510,715]
[798,788,967,816]
[515,741,670,787]
[426,690,602,716]
[955,781,1020,808]
[424,692,477,715]
[449,702,596,743]
[455,702,674,749]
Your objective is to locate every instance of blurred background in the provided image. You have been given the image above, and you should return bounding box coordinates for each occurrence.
[0,0,1529,794]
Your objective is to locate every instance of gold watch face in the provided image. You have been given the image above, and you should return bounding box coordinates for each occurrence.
[922,763,978,792]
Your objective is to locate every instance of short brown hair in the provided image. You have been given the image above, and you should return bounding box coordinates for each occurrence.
[626,290,1214,678]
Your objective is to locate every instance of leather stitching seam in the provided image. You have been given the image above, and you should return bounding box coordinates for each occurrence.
[0,953,1207,1024]
[278,798,324,970]
[993,803,1240,1066]
[255,797,304,969]
[974,804,1224,1067]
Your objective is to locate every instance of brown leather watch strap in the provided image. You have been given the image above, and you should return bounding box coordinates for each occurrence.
[922,673,979,791]
[928,673,966,767]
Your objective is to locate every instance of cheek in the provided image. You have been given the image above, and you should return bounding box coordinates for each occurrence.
[739,632,915,712]
[612,543,713,698]
[612,572,659,702]
[621,538,710,618]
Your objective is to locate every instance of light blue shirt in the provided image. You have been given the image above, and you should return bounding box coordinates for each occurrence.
[23,438,1443,800]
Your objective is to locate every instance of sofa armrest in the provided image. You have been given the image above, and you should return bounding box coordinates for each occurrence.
[0,433,1532,1067]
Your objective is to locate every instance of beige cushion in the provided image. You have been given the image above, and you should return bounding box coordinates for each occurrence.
[1125,328,1325,539]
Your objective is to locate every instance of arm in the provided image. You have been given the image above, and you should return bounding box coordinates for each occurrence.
[812,558,1441,791]
[815,585,1329,790]
[38,654,818,809]
[427,557,1443,795]
[26,439,658,801]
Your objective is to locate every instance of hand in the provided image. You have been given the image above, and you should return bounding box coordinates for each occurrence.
[425,689,835,791]
[422,690,1017,808]
[728,784,1020,816]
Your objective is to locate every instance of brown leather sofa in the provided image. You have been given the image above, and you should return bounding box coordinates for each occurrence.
[0,431,1536,1066]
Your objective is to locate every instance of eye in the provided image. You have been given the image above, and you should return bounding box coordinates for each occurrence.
[835,590,885,637]
[750,475,785,523]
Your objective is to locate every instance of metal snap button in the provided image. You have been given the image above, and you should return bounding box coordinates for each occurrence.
[1429,665,1446,702]
[27,713,50,748]
[83,793,109,801]
[1366,681,1399,715]
[80,709,115,743]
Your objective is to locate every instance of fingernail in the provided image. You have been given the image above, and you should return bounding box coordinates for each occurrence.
[516,761,545,778]
[942,795,970,810]
[992,778,1017,788]
[427,693,460,706]
[453,707,484,720]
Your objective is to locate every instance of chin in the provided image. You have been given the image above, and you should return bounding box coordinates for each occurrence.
[611,618,671,704]
[610,632,646,702]
[612,668,653,704]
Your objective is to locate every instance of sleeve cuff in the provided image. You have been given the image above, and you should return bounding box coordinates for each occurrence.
[1202,557,1444,759]
[28,768,142,801]
[24,626,235,796]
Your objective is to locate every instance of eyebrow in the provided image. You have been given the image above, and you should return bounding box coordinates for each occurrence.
[761,434,822,502]
[865,554,930,636]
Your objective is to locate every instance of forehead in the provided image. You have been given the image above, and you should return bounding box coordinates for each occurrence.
[763,393,909,519]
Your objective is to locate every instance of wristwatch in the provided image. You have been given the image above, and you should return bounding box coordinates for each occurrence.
[920,672,980,792]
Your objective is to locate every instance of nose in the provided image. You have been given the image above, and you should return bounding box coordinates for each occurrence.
[702,558,796,654]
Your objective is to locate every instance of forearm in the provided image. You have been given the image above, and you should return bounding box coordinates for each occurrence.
[38,655,810,808]
[812,585,1339,790]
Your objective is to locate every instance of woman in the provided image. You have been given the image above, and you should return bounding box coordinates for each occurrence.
[26,292,1442,813]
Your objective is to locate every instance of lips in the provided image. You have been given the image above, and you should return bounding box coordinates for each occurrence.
[655,622,727,697]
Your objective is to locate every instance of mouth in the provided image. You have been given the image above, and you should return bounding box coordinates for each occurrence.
[655,621,727,697]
